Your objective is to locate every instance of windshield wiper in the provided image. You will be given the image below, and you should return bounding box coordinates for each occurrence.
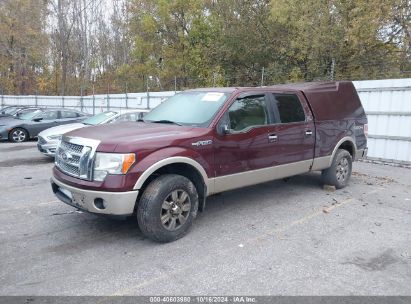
[150,120,182,126]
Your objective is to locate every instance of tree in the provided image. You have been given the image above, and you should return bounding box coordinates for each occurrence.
[0,0,48,94]
[270,0,406,81]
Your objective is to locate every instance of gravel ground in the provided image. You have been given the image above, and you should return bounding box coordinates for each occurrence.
[0,141,410,296]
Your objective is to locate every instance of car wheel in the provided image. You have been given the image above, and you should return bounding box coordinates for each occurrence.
[9,128,28,143]
[137,174,199,243]
[322,149,352,189]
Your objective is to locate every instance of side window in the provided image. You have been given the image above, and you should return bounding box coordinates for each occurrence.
[38,111,58,120]
[273,94,305,123]
[228,95,269,132]
[61,111,79,119]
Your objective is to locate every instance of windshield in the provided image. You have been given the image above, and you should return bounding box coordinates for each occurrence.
[143,91,229,127]
[83,111,117,125]
[18,109,42,120]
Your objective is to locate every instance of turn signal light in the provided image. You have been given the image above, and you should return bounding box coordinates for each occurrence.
[121,154,136,174]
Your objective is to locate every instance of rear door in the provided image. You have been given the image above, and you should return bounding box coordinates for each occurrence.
[267,91,315,165]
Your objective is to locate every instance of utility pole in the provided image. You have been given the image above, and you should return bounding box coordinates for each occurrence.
[212,72,217,87]
[261,67,265,87]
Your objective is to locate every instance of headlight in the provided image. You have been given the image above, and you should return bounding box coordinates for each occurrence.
[93,152,136,182]
[47,134,62,141]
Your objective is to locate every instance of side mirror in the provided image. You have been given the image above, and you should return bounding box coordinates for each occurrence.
[33,117,43,122]
[222,124,231,135]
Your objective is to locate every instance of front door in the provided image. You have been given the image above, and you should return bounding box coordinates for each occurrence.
[30,110,59,136]
[213,93,278,192]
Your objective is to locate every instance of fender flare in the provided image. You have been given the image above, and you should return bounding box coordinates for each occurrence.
[133,156,212,192]
[328,136,357,167]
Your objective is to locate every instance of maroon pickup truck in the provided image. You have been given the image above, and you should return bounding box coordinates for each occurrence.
[51,81,368,242]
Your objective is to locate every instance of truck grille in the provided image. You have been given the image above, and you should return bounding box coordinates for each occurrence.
[57,160,80,176]
[55,138,97,180]
[60,141,83,154]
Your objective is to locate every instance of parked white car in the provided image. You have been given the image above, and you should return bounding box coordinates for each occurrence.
[37,109,149,157]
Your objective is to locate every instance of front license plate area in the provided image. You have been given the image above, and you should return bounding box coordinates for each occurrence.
[59,188,73,200]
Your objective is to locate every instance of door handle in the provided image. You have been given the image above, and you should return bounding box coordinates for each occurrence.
[305,130,313,136]
[268,134,278,142]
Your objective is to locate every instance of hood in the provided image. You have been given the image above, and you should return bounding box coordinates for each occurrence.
[65,122,199,152]
[39,123,85,138]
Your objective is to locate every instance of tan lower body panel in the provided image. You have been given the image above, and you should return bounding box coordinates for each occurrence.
[311,155,332,171]
[210,159,313,194]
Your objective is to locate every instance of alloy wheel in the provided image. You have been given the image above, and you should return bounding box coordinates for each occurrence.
[12,130,26,142]
[160,189,191,231]
[336,157,349,182]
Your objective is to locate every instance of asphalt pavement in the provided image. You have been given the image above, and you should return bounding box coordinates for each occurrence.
[0,141,410,295]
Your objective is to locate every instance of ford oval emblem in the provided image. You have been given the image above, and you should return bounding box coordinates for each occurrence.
[61,151,72,161]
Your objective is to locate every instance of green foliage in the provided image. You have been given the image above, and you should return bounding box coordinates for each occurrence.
[0,0,409,95]
[0,0,48,94]
[125,0,409,90]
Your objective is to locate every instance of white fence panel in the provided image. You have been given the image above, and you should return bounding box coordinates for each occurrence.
[354,78,411,164]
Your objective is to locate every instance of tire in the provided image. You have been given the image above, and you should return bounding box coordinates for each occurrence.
[137,174,199,243]
[322,149,352,189]
[9,128,29,143]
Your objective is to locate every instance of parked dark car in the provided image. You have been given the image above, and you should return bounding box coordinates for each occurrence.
[0,108,88,142]
[0,106,39,119]
[51,81,368,242]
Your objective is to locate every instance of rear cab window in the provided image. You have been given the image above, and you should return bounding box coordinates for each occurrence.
[271,93,307,124]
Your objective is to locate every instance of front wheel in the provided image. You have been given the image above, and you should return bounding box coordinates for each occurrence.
[322,149,352,189]
[9,128,28,142]
[137,174,199,242]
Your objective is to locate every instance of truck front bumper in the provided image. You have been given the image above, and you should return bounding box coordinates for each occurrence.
[51,176,138,216]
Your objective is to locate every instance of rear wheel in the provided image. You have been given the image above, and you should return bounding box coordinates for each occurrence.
[9,128,28,143]
[137,174,199,242]
[322,149,352,189]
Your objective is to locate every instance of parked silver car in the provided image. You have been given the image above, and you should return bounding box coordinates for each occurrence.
[37,109,149,157]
